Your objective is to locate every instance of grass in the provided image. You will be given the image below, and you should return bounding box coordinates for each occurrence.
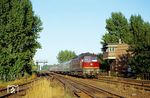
[0,74,37,88]
[22,78,72,98]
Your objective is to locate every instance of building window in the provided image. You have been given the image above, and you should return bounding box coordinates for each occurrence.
[109,47,115,52]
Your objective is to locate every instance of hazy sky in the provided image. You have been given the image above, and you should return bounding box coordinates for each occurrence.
[31,0,150,64]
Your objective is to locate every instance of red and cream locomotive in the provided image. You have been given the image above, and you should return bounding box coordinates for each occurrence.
[70,53,100,77]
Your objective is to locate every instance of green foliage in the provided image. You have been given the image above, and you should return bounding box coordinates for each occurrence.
[57,50,76,63]
[0,0,42,81]
[97,53,103,62]
[101,32,118,44]
[32,65,38,71]
[97,53,112,71]
[41,65,51,70]
[129,15,150,73]
[102,12,132,44]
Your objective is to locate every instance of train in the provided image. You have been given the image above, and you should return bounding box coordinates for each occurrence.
[50,53,101,78]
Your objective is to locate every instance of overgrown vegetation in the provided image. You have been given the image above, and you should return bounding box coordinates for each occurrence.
[0,0,42,81]
[0,73,37,88]
[23,78,72,98]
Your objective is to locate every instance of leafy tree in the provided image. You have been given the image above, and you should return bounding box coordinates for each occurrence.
[129,15,150,73]
[97,53,113,72]
[41,65,51,70]
[102,12,132,44]
[97,53,103,62]
[32,65,38,72]
[57,50,76,63]
[101,32,118,44]
[0,0,42,81]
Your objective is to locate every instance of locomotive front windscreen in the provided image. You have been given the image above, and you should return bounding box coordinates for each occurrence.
[91,57,97,62]
[83,56,97,62]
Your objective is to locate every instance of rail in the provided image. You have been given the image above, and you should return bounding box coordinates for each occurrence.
[97,76,150,91]
[50,72,124,98]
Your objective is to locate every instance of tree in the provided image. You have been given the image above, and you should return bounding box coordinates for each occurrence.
[102,12,132,44]
[97,53,114,72]
[129,15,150,74]
[101,32,118,44]
[57,50,76,63]
[41,65,51,70]
[0,0,42,81]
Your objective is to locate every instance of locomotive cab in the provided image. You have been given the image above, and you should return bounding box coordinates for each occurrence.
[82,56,100,77]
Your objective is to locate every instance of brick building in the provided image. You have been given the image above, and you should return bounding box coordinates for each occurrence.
[102,42,130,74]
[103,43,129,60]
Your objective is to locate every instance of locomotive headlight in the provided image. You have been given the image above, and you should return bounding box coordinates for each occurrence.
[90,63,93,66]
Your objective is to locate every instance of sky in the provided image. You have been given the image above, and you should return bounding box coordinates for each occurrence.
[31,0,150,65]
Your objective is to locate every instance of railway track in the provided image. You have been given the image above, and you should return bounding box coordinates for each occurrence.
[96,76,150,91]
[2,72,148,98]
[50,72,124,98]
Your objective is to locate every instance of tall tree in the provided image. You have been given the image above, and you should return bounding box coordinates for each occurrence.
[101,32,118,44]
[0,0,42,81]
[97,53,110,71]
[129,15,150,73]
[57,50,76,63]
[102,12,132,44]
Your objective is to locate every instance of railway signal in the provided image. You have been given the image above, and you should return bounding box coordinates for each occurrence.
[36,60,48,71]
